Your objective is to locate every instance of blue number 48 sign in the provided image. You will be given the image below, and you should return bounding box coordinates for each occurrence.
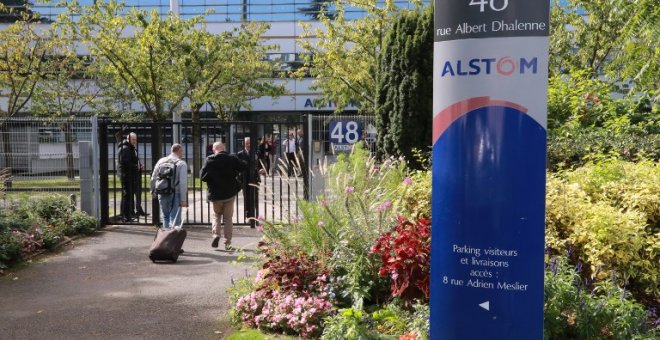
[329,120,362,144]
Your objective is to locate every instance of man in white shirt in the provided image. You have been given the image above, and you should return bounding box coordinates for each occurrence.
[282,132,298,176]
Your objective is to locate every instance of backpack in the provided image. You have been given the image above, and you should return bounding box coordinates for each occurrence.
[154,159,179,195]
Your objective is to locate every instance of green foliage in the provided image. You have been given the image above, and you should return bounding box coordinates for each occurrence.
[322,308,379,340]
[550,0,659,93]
[546,71,659,170]
[0,10,55,119]
[0,195,97,265]
[408,303,430,340]
[544,256,654,340]
[564,158,659,233]
[67,211,98,235]
[321,302,429,340]
[399,170,430,219]
[297,0,418,114]
[262,147,413,307]
[546,159,660,298]
[375,5,433,168]
[371,304,409,336]
[26,195,70,221]
[228,277,257,326]
[0,230,22,269]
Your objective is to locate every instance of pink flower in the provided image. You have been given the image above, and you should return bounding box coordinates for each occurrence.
[344,186,354,194]
[319,199,329,206]
[317,221,325,228]
[381,200,392,210]
[403,177,413,185]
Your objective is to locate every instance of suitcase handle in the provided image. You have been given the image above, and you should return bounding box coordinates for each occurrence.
[171,207,188,230]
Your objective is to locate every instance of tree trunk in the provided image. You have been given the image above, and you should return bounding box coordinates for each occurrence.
[63,122,75,180]
[191,104,202,178]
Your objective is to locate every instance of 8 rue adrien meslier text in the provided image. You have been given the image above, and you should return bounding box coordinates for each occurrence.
[436,19,547,37]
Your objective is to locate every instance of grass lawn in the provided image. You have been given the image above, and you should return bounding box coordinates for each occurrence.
[3,176,207,190]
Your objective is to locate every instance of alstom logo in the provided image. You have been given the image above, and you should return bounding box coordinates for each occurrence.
[441,57,538,77]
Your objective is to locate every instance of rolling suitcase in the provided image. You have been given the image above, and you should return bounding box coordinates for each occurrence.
[149,209,187,263]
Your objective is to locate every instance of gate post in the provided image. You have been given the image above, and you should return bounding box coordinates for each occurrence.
[79,141,93,216]
[99,118,110,226]
[249,122,258,228]
[151,121,161,226]
[303,114,311,200]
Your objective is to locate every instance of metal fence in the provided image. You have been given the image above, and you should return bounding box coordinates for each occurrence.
[0,117,96,213]
[100,118,308,226]
[0,117,94,193]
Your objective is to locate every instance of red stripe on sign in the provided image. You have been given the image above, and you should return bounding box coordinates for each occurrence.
[433,97,528,143]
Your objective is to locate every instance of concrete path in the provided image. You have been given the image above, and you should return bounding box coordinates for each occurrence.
[0,225,263,340]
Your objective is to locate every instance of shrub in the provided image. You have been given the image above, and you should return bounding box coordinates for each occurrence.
[371,217,430,303]
[0,230,22,269]
[236,290,334,338]
[320,302,429,340]
[228,276,258,325]
[26,195,71,221]
[321,308,378,340]
[544,256,653,340]
[67,211,98,235]
[564,158,659,233]
[408,303,430,340]
[260,146,416,307]
[257,249,330,296]
[547,159,660,298]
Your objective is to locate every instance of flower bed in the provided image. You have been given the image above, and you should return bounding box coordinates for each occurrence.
[227,148,658,339]
[0,195,97,271]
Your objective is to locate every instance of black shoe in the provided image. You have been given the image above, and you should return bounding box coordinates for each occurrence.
[122,216,135,222]
[211,236,220,248]
[137,211,150,217]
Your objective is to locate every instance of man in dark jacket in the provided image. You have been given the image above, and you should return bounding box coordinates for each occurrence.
[118,132,145,222]
[236,137,264,228]
[201,142,247,250]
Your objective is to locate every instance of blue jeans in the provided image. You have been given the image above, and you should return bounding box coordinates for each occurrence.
[158,192,181,228]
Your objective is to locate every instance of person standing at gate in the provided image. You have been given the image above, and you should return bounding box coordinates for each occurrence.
[150,144,189,228]
[237,137,264,225]
[118,132,146,222]
[268,135,278,176]
[283,132,297,176]
[200,142,247,250]
[257,136,271,175]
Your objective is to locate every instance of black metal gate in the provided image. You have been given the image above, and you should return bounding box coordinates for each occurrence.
[98,117,308,227]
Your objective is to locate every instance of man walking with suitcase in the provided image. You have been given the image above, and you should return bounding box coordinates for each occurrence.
[201,142,247,251]
[150,144,189,228]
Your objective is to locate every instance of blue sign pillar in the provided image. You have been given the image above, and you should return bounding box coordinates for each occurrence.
[431,1,549,339]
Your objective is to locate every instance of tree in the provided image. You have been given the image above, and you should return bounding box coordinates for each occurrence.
[375,5,432,169]
[63,0,284,173]
[297,0,414,115]
[181,22,284,176]
[31,22,102,180]
[61,0,204,162]
[550,0,659,94]
[299,0,337,20]
[0,0,41,23]
[0,10,54,172]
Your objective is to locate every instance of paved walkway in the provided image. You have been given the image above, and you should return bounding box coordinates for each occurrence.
[0,225,262,340]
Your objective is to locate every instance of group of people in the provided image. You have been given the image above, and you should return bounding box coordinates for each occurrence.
[118,130,304,250]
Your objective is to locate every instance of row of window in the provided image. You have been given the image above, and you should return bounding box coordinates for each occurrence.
[1,0,421,23]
